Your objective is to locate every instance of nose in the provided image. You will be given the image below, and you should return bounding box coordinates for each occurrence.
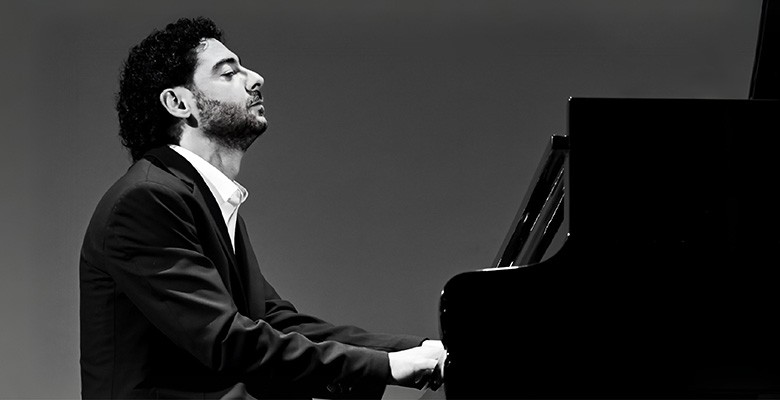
[245,67,264,93]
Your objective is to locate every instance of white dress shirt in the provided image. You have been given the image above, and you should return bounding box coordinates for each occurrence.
[169,145,248,251]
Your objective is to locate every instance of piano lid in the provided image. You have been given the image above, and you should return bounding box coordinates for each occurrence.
[750,0,780,99]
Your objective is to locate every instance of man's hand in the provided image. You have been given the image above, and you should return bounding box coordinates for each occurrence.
[387,343,446,390]
[421,340,446,390]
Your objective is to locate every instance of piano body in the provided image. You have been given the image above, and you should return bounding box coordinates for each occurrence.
[439,98,780,398]
[438,3,780,397]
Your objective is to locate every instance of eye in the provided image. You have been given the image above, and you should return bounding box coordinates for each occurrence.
[221,70,238,78]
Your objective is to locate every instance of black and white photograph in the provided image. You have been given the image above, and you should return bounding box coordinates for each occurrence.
[1,1,778,398]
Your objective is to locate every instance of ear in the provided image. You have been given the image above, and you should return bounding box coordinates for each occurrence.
[159,88,193,119]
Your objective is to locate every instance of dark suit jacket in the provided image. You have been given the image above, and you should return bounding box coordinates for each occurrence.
[80,146,424,399]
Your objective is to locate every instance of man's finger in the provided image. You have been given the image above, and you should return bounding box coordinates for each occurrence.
[427,363,443,391]
[418,365,440,387]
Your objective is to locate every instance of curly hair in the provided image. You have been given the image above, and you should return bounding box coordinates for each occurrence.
[116,17,223,161]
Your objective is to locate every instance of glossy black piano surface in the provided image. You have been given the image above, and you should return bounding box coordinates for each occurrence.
[439,98,780,398]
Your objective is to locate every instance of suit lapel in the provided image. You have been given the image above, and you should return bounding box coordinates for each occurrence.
[143,147,248,308]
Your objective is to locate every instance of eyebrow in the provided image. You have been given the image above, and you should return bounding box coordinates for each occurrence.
[211,56,241,73]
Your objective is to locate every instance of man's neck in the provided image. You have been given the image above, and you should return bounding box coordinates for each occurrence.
[178,133,243,180]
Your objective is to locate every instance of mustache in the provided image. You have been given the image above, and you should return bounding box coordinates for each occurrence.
[247,92,263,107]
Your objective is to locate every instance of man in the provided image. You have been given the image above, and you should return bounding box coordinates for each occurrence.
[80,17,444,399]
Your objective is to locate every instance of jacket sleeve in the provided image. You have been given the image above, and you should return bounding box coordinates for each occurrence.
[259,276,425,351]
[100,180,390,393]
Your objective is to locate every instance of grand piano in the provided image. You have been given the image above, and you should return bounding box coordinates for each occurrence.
[438,1,780,398]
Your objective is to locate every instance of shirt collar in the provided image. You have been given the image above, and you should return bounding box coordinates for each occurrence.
[169,145,248,207]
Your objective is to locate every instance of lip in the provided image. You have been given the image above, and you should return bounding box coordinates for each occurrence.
[250,103,265,116]
[248,100,265,115]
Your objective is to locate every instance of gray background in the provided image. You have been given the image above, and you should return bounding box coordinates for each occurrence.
[0,1,763,398]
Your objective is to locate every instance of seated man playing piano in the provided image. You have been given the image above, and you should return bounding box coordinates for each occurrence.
[80,16,444,399]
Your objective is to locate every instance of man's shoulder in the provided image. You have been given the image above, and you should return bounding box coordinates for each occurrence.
[82,157,195,257]
[91,157,194,220]
[112,157,190,197]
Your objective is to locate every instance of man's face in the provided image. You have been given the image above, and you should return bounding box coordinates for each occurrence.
[189,38,267,151]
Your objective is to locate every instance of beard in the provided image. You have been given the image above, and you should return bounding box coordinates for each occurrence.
[193,90,267,152]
